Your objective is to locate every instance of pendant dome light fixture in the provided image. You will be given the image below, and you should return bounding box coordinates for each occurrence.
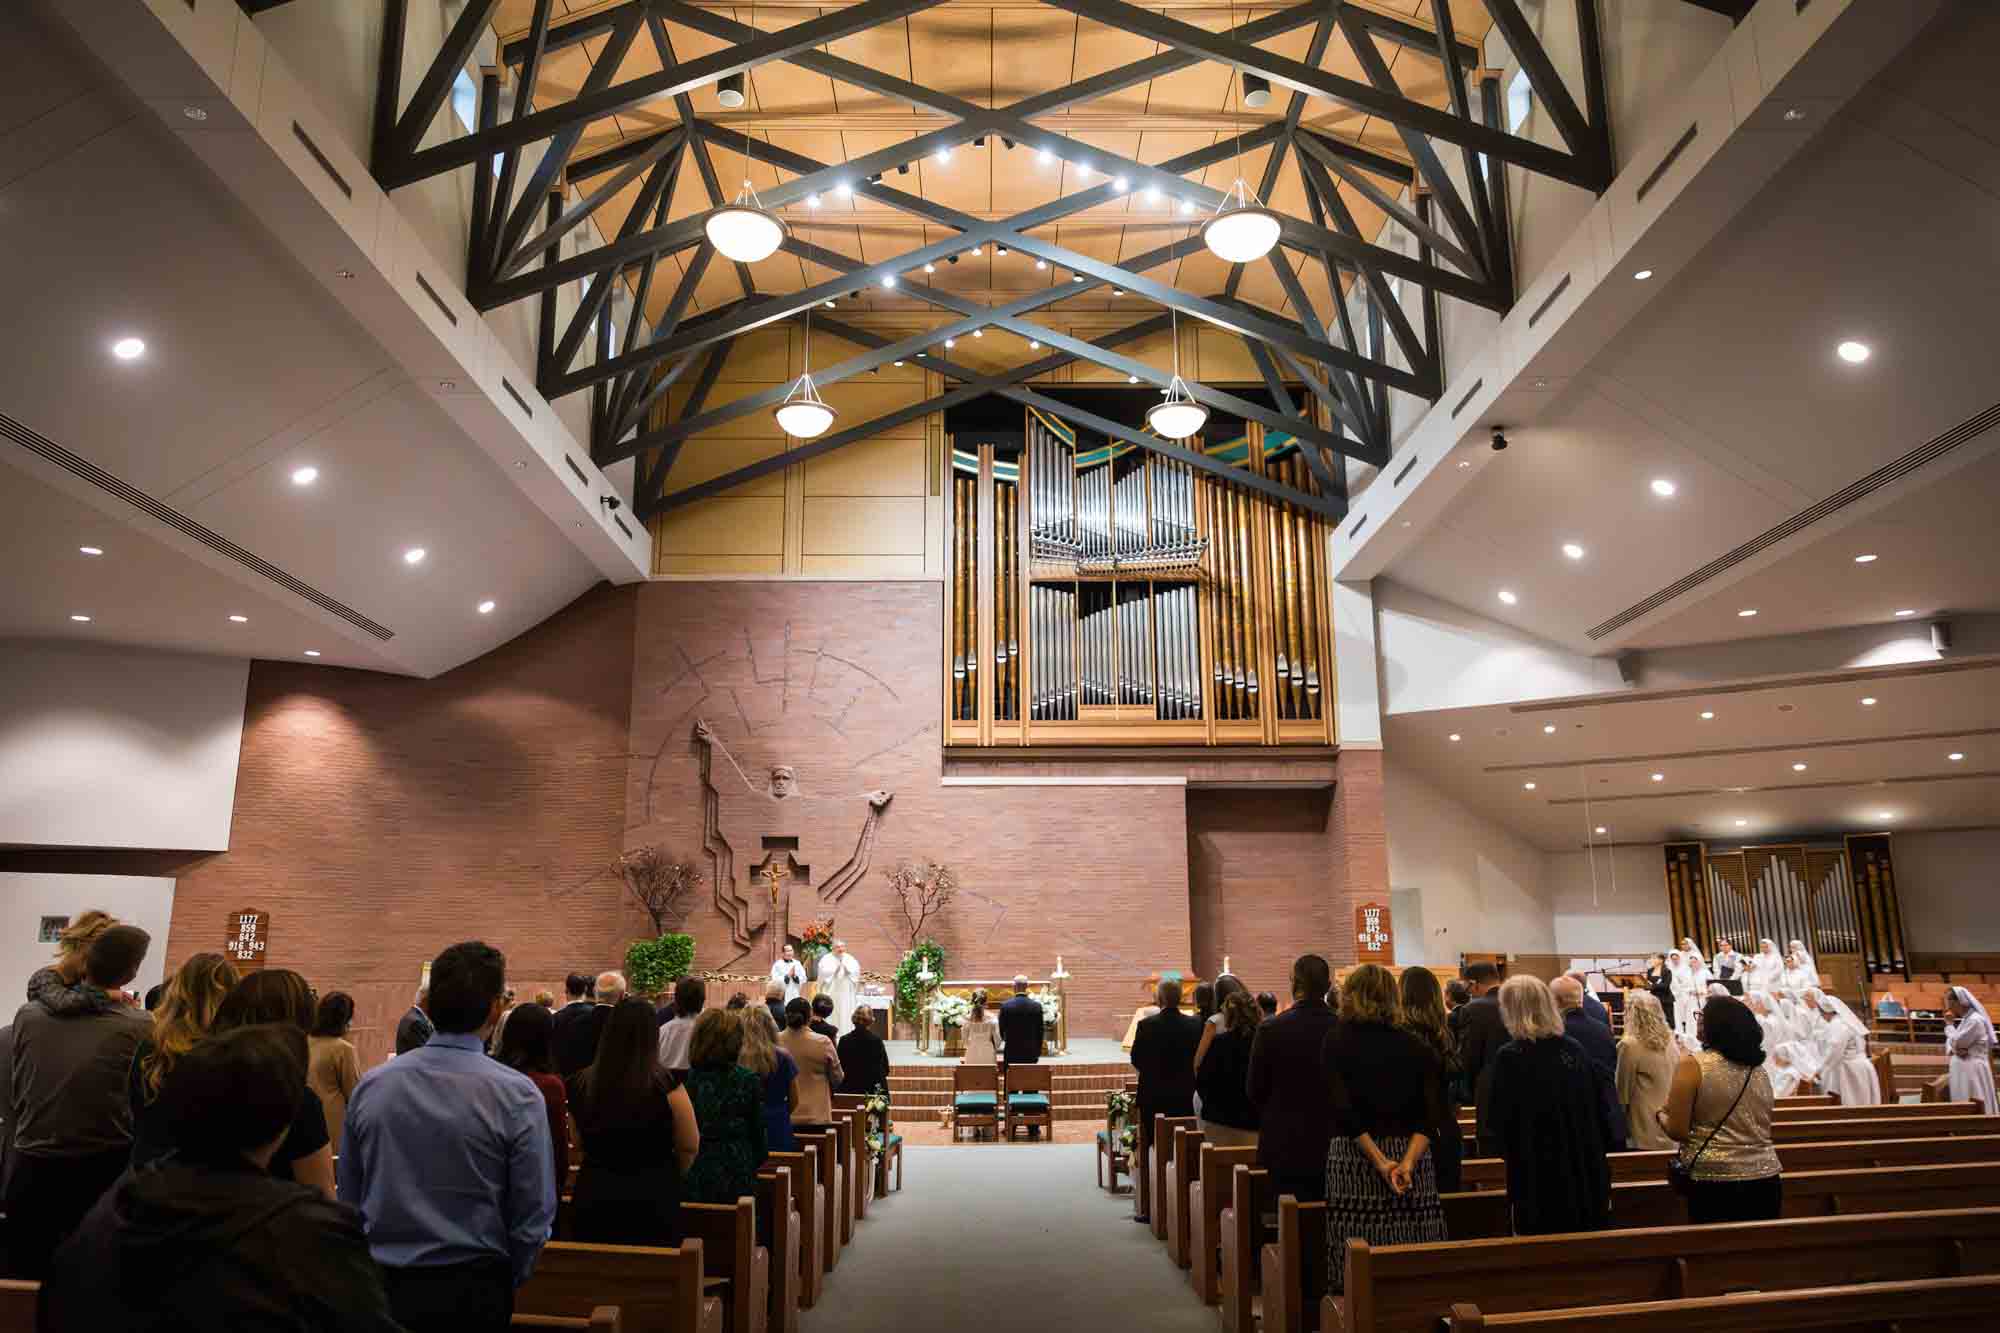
[706,178,787,263]
[1202,178,1282,264]
[1146,302,1209,440]
[774,304,836,439]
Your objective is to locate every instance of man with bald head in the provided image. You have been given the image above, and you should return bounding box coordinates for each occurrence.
[1553,975,1625,1151]
[1562,970,1611,1027]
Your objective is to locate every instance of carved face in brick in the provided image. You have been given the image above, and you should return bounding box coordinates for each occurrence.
[769,766,796,799]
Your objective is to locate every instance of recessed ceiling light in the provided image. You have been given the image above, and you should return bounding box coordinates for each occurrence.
[1448,733,1461,742]
[1179,198,1195,216]
[1543,724,1556,735]
[1457,459,1472,470]
[1650,772,1665,782]
[1038,148,1054,165]
[304,650,321,657]
[881,275,896,288]
[1700,710,1715,720]
[1632,269,1653,281]
[893,359,904,366]
[835,182,852,198]
[1594,826,1608,835]
[182,106,208,122]
[477,600,496,615]
[1112,175,1129,192]
[1144,186,1160,203]
[1073,275,1084,283]
[111,337,146,361]
[1792,762,1807,772]
[1782,107,1806,122]
[69,614,91,623]
[1877,811,1894,820]
[1650,478,1677,498]
[291,465,318,486]
[334,268,355,280]
[1853,553,1878,563]
[1497,589,1518,605]
[1860,696,1877,706]
[1948,752,1964,762]
[806,194,821,209]
[1561,542,1585,560]
[924,262,936,274]
[995,246,1008,256]
[1737,608,1758,618]
[1523,782,1537,791]
[1836,340,1871,364]
[228,614,248,623]
[1894,609,1916,617]
[1735,819,1748,827]
[943,337,956,349]
[402,547,426,565]
[1127,374,1139,384]
[78,545,103,556]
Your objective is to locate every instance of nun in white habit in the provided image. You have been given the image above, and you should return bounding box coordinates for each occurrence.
[1743,992,1802,1097]
[1746,939,1785,993]
[1944,986,1999,1114]
[1812,990,1882,1106]
[1667,950,1701,1049]
[1787,940,1818,986]
[1780,947,1816,993]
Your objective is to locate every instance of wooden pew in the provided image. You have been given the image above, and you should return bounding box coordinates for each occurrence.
[0,1282,34,1333]
[794,1129,843,1274]
[1459,1132,2000,1191]
[1765,1098,1978,1121]
[1163,1123,1206,1267]
[1874,1049,1952,1102]
[681,1198,770,1333]
[1324,1206,2000,1333]
[1773,1112,2000,1142]
[753,1168,799,1333]
[1149,1114,1196,1241]
[1441,1161,2000,1238]
[1445,1274,2000,1331]
[515,1240,723,1333]
[766,1148,823,1310]
[1219,1166,1274,1333]
[829,1106,865,1236]
[513,1307,623,1331]
[1263,1197,1327,1333]
[1190,1142,1261,1304]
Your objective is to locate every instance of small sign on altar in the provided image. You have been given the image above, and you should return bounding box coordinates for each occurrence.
[1355,901,1393,964]
[226,908,268,971]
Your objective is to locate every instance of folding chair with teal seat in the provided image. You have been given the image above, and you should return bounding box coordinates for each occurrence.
[953,1065,1000,1141]
[1004,1064,1053,1141]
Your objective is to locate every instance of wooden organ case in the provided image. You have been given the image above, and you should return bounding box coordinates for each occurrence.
[946,407,1334,747]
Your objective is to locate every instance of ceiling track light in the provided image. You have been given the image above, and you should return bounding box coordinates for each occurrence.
[1202,178,1281,264]
[716,71,746,109]
[705,179,786,263]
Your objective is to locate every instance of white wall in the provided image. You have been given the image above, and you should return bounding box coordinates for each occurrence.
[1376,579,1628,715]
[1895,829,2000,953]
[1385,754,1556,962]
[1548,843,1673,957]
[0,873,177,1006]
[0,640,247,850]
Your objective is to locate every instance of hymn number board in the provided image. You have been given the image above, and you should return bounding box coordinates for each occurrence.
[226,908,268,971]
[1355,901,1393,965]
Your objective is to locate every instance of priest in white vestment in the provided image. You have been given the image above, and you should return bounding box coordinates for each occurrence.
[817,939,863,1037]
[769,944,808,1004]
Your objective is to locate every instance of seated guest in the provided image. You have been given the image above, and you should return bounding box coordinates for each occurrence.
[129,952,239,1171]
[1397,966,1463,1192]
[1322,964,1447,1295]
[494,999,570,1192]
[1659,995,1781,1222]
[212,970,335,1199]
[1561,971,1612,1027]
[1195,989,1261,1148]
[1256,991,1279,1020]
[764,984,788,1032]
[571,998,698,1246]
[808,994,840,1043]
[6,924,152,1277]
[1552,975,1626,1151]
[308,990,362,1155]
[683,1011,769,1204]
[25,910,123,1015]
[656,975,706,1074]
[395,985,434,1056]
[1616,992,1681,1150]
[780,998,844,1129]
[1247,955,1338,1206]
[998,975,1045,1065]
[43,1025,403,1330]
[340,941,557,1333]
[1130,977,1203,1222]
[1485,976,1613,1235]
[1454,962,1510,1157]
[742,1006,800,1153]
[838,1006,891,1098]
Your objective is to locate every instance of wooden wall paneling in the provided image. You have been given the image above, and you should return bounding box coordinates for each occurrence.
[803,434,927,498]
[656,497,787,557]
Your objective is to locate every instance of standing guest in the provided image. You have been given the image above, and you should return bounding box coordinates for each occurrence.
[808,995,840,1043]
[838,1006,891,1098]
[998,975,1046,1065]
[1194,990,1261,1148]
[1321,964,1446,1296]
[5,924,151,1277]
[769,945,808,1006]
[129,952,239,1170]
[339,942,557,1333]
[1192,982,1217,1029]
[494,1000,570,1193]
[1483,976,1612,1235]
[42,1025,403,1331]
[1787,939,1818,987]
[1257,991,1279,1020]
[1192,975,1249,1086]
[1710,939,1744,995]
[1811,991,1882,1105]
[1247,955,1339,1205]
[1561,971,1611,1028]
[1658,995,1781,1222]
[395,986,434,1056]
[656,976,706,1074]
[1396,967,1463,1192]
[308,991,362,1155]
[1552,976,1625,1151]
[781,998,845,1130]
[683,1011,769,1204]
[1453,961,1511,1157]
[549,974,595,1071]
[764,984,788,1032]
[570,998,698,1246]
[1130,978,1203,1223]
[555,971,622,1078]
[1745,939,1785,994]
[816,940,863,1038]
[24,911,122,1015]
[742,1006,800,1153]
[959,990,1000,1066]
[211,970,335,1199]
[726,992,749,1011]
[1944,987,1999,1114]
[535,991,555,1010]
[1615,992,1681,1150]
[1643,954,1674,1022]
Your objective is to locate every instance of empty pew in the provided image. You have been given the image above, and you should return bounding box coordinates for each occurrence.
[1445,1274,2000,1332]
[1322,1206,2000,1333]
[753,1168,799,1333]
[1163,1123,1206,1267]
[1460,1132,2000,1191]
[1218,1166,1273,1333]
[681,1198,770,1333]
[1874,1050,1953,1102]
[515,1240,723,1333]
[1190,1142,1261,1304]
[767,1147,824,1308]
[1767,1098,1979,1121]
[0,1282,33,1332]
[513,1309,622,1332]
[1149,1114,1197,1242]
[1773,1112,2000,1143]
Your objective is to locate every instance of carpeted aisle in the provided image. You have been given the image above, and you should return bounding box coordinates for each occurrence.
[803,1144,1217,1331]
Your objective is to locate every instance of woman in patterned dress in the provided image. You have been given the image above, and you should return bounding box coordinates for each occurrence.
[682,1009,770,1204]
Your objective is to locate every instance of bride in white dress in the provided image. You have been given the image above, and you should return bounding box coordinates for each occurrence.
[1945,986,1999,1114]
[1811,990,1882,1106]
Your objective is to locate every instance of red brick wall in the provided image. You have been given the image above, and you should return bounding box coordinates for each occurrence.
[1187,788,1336,1003]
[1328,748,1389,968]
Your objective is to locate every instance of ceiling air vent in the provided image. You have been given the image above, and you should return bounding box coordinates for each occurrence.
[0,411,395,641]
[1587,399,2000,641]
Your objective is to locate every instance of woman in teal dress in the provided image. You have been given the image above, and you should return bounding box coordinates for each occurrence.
[682,1009,770,1204]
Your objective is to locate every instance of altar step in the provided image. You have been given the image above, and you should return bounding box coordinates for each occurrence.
[885,1064,1133,1122]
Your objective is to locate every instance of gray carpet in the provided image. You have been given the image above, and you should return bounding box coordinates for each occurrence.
[804,1145,1216,1331]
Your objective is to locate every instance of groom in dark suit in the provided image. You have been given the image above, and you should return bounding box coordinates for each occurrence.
[1129,978,1202,1224]
[998,976,1046,1065]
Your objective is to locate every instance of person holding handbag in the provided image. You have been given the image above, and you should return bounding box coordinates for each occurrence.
[1657,994,1780,1223]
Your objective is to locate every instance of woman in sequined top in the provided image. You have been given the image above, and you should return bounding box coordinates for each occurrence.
[1658,994,1781,1224]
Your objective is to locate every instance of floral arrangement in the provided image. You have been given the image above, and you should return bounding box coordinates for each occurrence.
[894,940,946,1025]
[1033,987,1062,1024]
[863,1088,891,1160]
[797,918,836,974]
[1106,1087,1137,1154]
[928,992,972,1028]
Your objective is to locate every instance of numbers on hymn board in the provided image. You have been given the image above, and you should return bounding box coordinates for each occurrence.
[227,909,269,968]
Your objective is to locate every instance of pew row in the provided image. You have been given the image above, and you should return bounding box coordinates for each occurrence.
[1219,1166,1273,1333]
[1458,1132,2000,1191]
[516,1240,723,1333]
[1163,1124,1205,1266]
[765,1148,824,1310]
[1189,1142,1260,1303]
[753,1168,800,1333]
[513,1310,623,1332]
[1149,1114,1196,1241]
[1445,1274,2000,1332]
[1874,1050,1953,1102]
[681,1198,770,1333]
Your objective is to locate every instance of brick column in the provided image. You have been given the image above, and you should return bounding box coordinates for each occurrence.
[1328,748,1387,968]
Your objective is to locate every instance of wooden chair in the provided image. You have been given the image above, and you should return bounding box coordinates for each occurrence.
[952,1065,1000,1142]
[514,1240,722,1333]
[765,1149,823,1310]
[1189,1143,1260,1304]
[1163,1123,1207,1267]
[680,1198,769,1333]
[1004,1064,1054,1141]
[1218,1166,1274,1333]
[753,1167,800,1333]
[512,1309,621,1332]
[1149,1114,1197,1241]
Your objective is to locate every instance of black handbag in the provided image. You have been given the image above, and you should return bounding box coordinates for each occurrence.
[1667,1065,1751,1197]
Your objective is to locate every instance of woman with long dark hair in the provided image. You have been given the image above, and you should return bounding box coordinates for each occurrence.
[208,969,334,1199]
[1395,966,1463,1193]
[130,953,239,1169]
[494,1000,570,1190]
[570,997,699,1244]
[1195,990,1261,1148]
[1658,994,1781,1223]
[307,991,360,1153]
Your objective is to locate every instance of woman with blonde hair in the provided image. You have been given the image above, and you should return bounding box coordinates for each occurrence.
[1319,964,1446,1295]
[1615,991,1680,1149]
[1484,975,1613,1234]
[27,910,123,1014]
[740,1004,800,1151]
[129,953,240,1167]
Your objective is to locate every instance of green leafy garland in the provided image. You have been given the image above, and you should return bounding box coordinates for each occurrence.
[893,939,946,1024]
[625,933,695,995]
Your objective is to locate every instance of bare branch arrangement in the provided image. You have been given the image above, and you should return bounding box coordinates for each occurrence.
[884,859,960,948]
[613,846,705,935]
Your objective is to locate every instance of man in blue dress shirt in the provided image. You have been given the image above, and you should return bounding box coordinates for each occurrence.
[339,941,556,1332]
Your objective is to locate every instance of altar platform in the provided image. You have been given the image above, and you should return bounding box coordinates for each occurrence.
[884,1038,1130,1124]
[884,1037,1127,1065]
